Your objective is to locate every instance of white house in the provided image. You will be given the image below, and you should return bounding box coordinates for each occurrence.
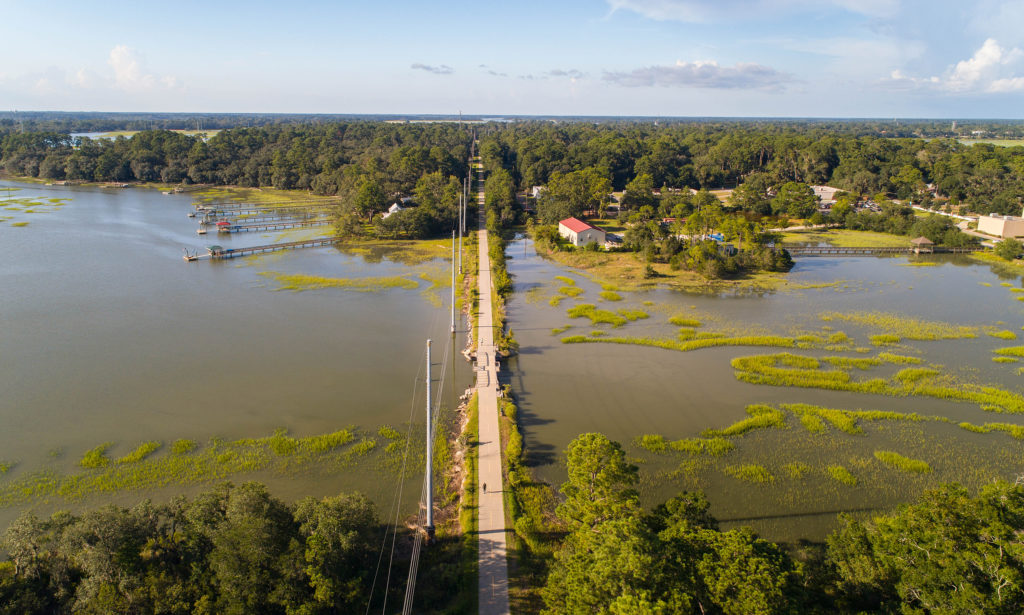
[530,186,546,199]
[811,185,841,204]
[978,213,1024,239]
[558,217,606,247]
[382,202,403,219]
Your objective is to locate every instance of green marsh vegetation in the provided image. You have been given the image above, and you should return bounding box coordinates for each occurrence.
[995,346,1024,357]
[79,443,112,469]
[668,314,702,327]
[820,310,979,340]
[259,271,419,292]
[115,441,161,464]
[732,352,1024,414]
[0,425,424,508]
[877,351,922,364]
[827,465,858,485]
[987,329,1018,340]
[598,290,622,301]
[874,450,931,473]
[724,463,774,483]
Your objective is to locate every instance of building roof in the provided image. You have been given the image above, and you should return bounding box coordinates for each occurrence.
[910,236,934,245]
[559,217,601,234]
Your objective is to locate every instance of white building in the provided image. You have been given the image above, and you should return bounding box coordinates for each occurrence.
[978,213,1024,239]
[811,185,842,204]
[530,186,546,199]
[558,217,606,247]
[382,203,403,219]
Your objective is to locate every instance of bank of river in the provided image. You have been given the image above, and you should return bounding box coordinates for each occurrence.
[0,180,471,529]
[503,235,1024,542]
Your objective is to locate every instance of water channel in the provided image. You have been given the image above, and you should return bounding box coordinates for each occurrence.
[0,181,471,530]
[503,235,1024,541]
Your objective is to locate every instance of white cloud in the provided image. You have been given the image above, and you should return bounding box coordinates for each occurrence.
[108,45,177,91]
[604,59,791,89]
[989,77,1024,92]
[411,63,454,75]
[946,38,1021,91]
[886,38,1024,94]
[607,0,899,23]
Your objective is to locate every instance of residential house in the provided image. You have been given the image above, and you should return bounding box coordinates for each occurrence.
[558,217,606,247]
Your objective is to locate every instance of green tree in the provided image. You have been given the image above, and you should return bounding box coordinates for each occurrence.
[772,182,818,218]
[293,493,378,612]
[539,168,611,223]
[556,433,639,531]
[620,173,657,211]
[996,238,1023,261]
[828,482,1024,614]
[353,179,387,222]
[209,483,295,614]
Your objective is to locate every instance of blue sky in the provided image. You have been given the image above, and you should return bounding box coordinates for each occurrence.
[1,0,1022,117]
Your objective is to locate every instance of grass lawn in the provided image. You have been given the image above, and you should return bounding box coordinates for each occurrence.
[959,139,1024,148]
[538,244,788,292]
[779,229,913,248]
[589,217,626,233]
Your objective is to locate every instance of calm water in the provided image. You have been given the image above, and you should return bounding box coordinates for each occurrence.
[503,236,1024,541]
[0,181,470,528]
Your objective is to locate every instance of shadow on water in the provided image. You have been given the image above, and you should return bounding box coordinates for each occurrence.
[718,506,880,524]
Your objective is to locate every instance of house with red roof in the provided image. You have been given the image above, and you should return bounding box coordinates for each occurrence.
[558,217,606,247]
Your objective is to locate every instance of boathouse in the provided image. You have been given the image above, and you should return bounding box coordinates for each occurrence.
[558,217,606,247]
[910,236,934,254]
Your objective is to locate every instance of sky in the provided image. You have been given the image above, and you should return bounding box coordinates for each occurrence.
[1,0,1022,118]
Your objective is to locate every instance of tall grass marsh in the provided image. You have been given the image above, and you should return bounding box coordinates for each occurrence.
[820,311,979,340]
[0,427,380,507]
[732,352,1024,414]
[827,465,858,486]
[724,464,774,484]
[873,450,931,474]
[259,271,419,292]
[80,443,113,469]
[116,441,162,464]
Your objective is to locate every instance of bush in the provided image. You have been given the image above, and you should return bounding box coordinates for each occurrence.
[995,238,1023,261]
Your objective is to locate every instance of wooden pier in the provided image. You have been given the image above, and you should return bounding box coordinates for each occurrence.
[216,218,331,233]
[194,199,337,212]
[784,245,982,257]
[183,237,341,261]
[200,211,330,225]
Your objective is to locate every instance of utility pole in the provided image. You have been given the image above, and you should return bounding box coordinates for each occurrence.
[451,231,457,334]
[425,339,434,538]
[458,194,463,275]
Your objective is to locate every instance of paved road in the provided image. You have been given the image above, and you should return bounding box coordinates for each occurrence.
[473,156,511,615]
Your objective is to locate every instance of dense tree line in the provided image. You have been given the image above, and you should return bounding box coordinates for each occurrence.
[5,121,1022,216]
[476,123,1024,215]
[0,123,470,197]
[0,482,386,614]
[542,433,1024,615]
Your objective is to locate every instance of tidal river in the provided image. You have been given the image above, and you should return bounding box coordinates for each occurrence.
[0,181,471,530]
[503,235,1024,541]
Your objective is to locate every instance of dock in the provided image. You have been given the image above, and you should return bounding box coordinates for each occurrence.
[193,199,337,212]
[215,218,332,233]
[784,245,982,257]
[183,237,341,261]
